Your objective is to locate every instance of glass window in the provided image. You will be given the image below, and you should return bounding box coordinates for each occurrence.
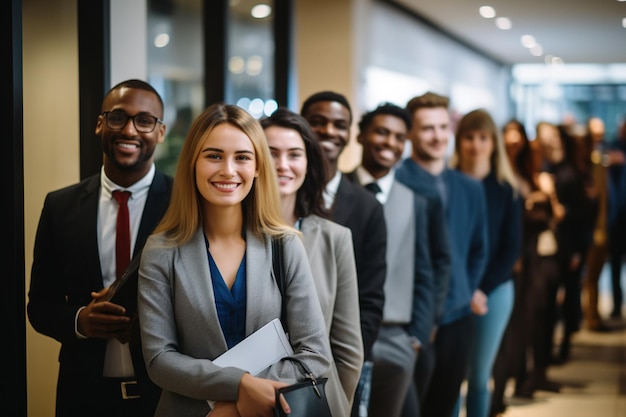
[227,1,277,118]
[147,0,204,176]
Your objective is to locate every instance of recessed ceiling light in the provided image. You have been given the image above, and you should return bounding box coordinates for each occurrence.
[154,33,170,48]
[228,56,245,74]
[530,44,543,56]
[247,55,264,76]
[479,6,496,19]
[521,35,536,48]
[495,17,512,30]
[251,4,272,19]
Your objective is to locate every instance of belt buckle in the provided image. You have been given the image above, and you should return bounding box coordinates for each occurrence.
[121,380,140,400]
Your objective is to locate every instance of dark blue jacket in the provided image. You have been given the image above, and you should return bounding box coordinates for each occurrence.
[479,172,523,295]
[396,159,488,325]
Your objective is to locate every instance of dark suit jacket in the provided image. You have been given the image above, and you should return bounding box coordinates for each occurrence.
[332,174,387,360]
[27,170,173,416]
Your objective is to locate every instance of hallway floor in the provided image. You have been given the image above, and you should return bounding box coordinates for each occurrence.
[501,317,626,417]
[461,263,626,417]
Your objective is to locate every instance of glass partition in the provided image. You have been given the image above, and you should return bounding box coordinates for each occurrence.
[227,0,277,118]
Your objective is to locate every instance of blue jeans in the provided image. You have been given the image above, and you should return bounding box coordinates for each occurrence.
[352,361,374,417]
[455,280,514,417]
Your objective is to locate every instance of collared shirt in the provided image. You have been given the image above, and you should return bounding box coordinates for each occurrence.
[98,165,155,288]
[323,170,342,210]
[354,166,394,204]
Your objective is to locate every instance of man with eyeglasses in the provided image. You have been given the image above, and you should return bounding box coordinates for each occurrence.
[28,79,173,417]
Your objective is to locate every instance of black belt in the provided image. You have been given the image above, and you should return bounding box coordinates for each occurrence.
[103,377,141,400]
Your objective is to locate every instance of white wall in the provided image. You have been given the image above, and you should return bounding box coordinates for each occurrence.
[111,0,148,84]
[360,2,511,125]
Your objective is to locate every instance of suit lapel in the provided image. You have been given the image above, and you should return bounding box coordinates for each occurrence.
[180,229,229,351]
[136,171,172,257]
[244,232,274,335]
[332,175,354,224]
[78,176,105,289]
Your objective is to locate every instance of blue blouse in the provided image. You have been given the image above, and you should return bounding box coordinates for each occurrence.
[207,246,247,349]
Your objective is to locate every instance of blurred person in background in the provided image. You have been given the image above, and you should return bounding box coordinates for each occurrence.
[449,109,522,417]
[580,117,611,331]
[606,117,626,319]
[535,122,589,364]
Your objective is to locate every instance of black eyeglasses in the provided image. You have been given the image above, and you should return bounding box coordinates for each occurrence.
[102,111,163,133]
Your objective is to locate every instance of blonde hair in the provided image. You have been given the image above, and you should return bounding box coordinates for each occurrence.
[450,108,519,194]
[154,103,296,245]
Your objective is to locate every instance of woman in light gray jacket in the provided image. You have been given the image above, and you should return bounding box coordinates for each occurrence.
[262,108,364,417]
[138,103,331,417]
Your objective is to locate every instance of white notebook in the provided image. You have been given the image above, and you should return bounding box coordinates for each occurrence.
[213,318,293,375]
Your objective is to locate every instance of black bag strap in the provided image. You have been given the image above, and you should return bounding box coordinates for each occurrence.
[279,357,323,398]
[271,236,288,333]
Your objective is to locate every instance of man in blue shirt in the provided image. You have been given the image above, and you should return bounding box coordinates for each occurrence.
[396,92,489,417]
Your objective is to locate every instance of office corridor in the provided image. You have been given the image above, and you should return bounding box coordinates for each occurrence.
[485,263,625,417]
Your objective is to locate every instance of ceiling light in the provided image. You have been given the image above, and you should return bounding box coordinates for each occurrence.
[495,17,511,30]
[264,100,278,117]
[544,55,564,66]
[521,35,536,48]
[251,4,272,19]
[246,55,264,76]
[154,33,170,48]
[479,6,496,18]
[229,56,245,74]
[530,44,543,56]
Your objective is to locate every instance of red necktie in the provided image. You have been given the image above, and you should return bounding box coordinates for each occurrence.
[112,190,132,280]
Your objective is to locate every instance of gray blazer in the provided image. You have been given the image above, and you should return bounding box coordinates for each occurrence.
[300,215,364,417]
[383,181,434,344]
[138,228,332,417]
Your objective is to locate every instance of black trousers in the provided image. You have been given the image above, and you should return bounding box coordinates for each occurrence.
[609,216,626,316]
[420,313,476,417]
[56,369,158,417]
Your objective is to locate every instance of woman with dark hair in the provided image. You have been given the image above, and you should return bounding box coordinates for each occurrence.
[262,108,363,417]
[536,122,590,364]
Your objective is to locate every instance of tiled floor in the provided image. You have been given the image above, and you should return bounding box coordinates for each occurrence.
[460,263,626,417]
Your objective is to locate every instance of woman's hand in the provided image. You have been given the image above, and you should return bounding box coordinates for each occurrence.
[471,289,488,316]
[236,373,290,417]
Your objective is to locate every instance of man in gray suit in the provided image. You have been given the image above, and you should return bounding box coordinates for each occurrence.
[348,103,435,417]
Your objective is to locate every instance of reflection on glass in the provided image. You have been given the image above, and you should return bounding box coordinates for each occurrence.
[147,0,203,176]
[145,0,278,176]
[227,0,275,118]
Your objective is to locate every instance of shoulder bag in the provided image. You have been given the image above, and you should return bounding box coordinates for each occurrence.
[271,237,332,417]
